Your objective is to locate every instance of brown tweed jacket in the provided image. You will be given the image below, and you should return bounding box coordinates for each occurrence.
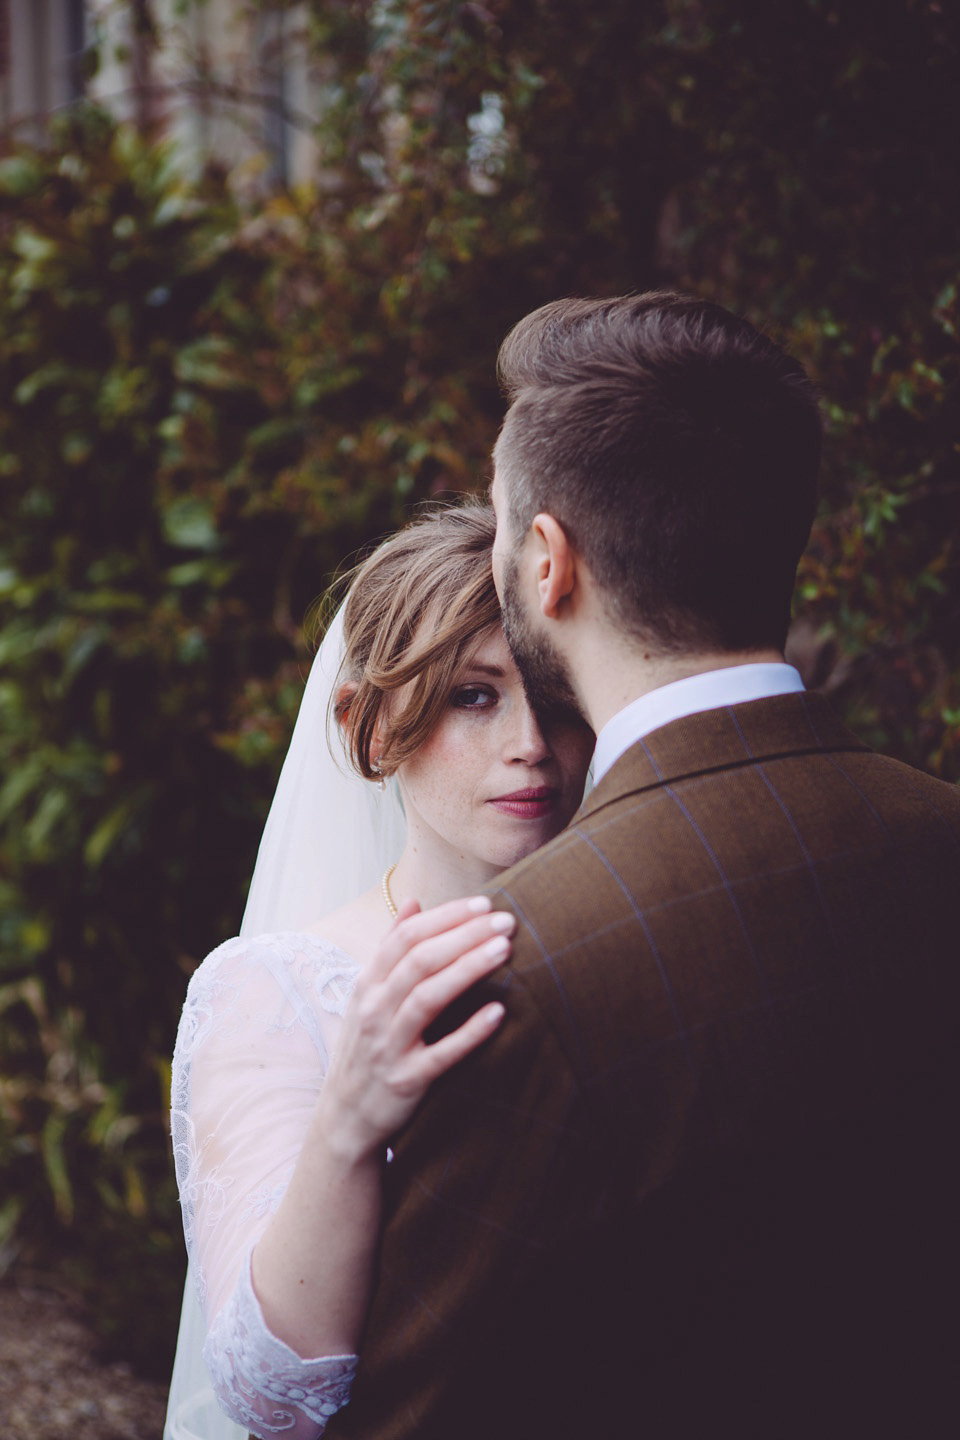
[327,693,960,1439]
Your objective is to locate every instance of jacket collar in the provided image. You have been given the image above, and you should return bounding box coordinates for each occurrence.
[579,691,868,825]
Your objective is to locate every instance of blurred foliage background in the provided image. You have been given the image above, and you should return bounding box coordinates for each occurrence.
[0,0,957,1378]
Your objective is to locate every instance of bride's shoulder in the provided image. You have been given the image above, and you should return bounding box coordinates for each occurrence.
[183,886,386,1002]
[185,930,360,996]
[175,932,361,1062]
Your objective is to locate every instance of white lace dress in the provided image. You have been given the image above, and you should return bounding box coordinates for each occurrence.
[171,932,363,1439]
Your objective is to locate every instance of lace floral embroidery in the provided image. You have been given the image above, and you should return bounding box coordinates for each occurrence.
[243,1165,296,1223]
[171,933,358,1248]
[204,1258,357,1436]
[171,932,361,1436]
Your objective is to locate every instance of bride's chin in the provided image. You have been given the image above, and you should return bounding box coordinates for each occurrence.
[486,834,558,873]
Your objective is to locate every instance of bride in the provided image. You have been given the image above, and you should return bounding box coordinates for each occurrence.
[165,502,593,1439]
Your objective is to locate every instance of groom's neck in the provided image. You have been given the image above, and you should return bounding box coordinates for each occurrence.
[575,638,786,735]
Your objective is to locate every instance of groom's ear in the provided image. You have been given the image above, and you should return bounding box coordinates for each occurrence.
[531,513,576,619]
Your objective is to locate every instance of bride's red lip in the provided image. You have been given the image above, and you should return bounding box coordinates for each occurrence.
[487,787,558,818]
[491,787,555,802]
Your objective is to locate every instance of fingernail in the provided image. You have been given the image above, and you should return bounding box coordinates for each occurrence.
[467,896,492,914]
[489,911,515,933]
[485,935,511,960]
[486,1002,506,1023]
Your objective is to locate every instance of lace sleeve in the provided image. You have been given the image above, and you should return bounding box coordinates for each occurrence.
[171,932,361,1439]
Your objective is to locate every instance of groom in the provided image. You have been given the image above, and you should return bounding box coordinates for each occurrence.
[328,295,960,1437]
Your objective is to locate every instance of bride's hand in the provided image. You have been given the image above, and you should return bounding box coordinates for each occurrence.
[316,897,515,1165]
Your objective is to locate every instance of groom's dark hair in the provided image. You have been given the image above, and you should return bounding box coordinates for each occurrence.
[494,292,822,652]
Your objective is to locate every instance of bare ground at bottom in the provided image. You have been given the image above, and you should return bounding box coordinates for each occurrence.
[0,1278,168,1440]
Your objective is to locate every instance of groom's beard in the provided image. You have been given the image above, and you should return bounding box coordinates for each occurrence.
[500,548,585,720]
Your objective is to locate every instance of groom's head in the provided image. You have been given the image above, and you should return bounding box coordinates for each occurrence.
[491,292,821,705]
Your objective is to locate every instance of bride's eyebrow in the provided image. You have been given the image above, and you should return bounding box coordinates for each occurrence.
[460,662,506,678]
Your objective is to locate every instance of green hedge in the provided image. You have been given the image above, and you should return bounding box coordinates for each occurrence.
[0,108,411,1369]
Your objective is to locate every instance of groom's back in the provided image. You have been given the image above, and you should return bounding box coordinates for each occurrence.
[330,692,959,1440]
[472,696,959,1438]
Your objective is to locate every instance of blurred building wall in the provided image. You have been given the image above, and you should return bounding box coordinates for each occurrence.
[1,0,86,139]
[0,0,322,186]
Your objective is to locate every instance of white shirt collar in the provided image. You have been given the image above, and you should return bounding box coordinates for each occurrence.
[592,663,805,783]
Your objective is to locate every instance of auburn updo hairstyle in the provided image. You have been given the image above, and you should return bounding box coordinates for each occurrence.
[330,502,500,781]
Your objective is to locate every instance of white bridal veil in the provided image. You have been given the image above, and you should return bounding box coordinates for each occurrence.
[163,602,406,1440]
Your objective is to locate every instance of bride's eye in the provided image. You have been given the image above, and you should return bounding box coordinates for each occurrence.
[451,684,497,710]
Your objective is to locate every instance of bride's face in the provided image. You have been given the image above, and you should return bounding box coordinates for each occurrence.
[395,625,593,879]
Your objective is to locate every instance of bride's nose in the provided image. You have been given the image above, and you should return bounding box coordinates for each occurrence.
[507,702,551,765]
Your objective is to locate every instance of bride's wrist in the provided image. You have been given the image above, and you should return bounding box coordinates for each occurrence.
[310,1095,385,1172]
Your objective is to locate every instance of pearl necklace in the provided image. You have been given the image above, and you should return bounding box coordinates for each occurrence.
[381,864,398,919]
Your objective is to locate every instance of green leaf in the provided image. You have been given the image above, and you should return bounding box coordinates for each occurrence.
[0,1196,24,1247]
[24,787,72,858]
[14,362,80,406]
[61,432,95,466]
[0,755,47,823]
[0,155,46,197]
[174,337,247,390]
[71,590,147,614]
[83,793,146,870]
[162,496,219,551]
[41,1113,74,1226]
